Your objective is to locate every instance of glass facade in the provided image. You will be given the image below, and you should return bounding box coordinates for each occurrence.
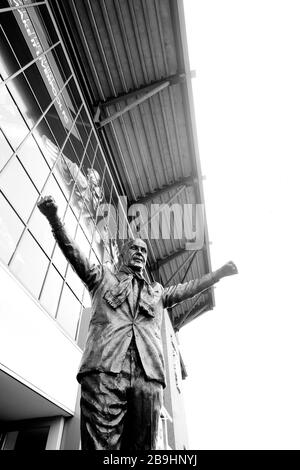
[0,0,123,341]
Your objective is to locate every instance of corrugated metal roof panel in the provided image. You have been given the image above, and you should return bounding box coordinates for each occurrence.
[49,0,215,328]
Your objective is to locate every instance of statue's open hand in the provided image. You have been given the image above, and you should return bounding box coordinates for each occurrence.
[218,261,238,278]
[37,195,58,219]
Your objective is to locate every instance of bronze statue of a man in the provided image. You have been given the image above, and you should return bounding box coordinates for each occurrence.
[38,195,237,450]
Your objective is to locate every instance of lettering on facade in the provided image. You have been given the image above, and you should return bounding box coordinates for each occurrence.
[9,0,69,124]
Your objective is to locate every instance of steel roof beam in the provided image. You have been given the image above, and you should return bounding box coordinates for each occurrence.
[94,74,186,126]
[180,250,198,284]
[164,250,196,287]
[174,295,212,331]
[150,246,196,271]
[174,304,210,331]
[97,73,186,109]
[130,175,194,206]
[97,81,169,127]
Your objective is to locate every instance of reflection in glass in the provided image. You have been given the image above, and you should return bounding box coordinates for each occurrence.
[76,108,92,146]
[17,135,49,191]
[10,230,49,298]
[0,11,33,75]
[74,225,92,261]
[82,140,95,171]
[56,284,81,339]
[82,287,91,309]
[0,85,29,149]
[52,243,68,276]
[39,135,83,207]
[40,135,105,236]
[51,44,71,82]
[35,105,68,149]
[0,130,13,171]
[67,132,85,166]
[0,193,24,264]
[41,175,68,219]
[63,78,82,114]
[65,265,84,303]
[0,156,39,221]
[27,4,59,49]
[40,264,63,317]
[89,249,101,267]
[6,72,43,130]
[63,207,78,238]
[28,207,56,258]
[24,63,53,114]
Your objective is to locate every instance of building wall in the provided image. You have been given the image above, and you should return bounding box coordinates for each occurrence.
[0,0,188,450]
[161,313,189,450]
[0,0,119,450]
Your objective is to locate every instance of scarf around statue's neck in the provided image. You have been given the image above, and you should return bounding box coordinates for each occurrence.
[104,264,156,317]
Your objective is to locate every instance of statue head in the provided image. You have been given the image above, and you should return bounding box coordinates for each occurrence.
[119,238,148,273]
[87,168,100,187]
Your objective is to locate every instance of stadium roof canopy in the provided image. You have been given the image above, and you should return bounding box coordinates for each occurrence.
[49,0,215,329]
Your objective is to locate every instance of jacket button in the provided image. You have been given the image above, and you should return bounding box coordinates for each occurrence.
[127,332,131,337]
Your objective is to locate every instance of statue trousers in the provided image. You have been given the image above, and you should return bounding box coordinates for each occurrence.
[80,341,163,450]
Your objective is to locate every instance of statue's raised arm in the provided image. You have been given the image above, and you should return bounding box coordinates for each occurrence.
[37,195,101,291]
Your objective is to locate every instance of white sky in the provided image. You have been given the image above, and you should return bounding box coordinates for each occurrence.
[180,0,300,450]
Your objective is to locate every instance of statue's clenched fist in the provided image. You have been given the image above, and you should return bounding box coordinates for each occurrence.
[37,195,58,219]
[216,261,238,279]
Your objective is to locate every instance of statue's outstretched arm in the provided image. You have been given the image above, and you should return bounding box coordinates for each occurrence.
[37,195,101,291]
[162,261,238,309]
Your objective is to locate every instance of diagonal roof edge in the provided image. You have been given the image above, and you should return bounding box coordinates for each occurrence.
[170,0,215,307]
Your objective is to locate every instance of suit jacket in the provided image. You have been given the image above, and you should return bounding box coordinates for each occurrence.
[53,226,219,386]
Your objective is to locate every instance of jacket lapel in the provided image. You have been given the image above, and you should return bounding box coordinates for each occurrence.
[126,286,134,318]
[116,271,134,317]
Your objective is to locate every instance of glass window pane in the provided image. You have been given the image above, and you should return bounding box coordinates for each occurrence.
[40,264,63,317]
[6,72,43,130]
[14,426,50,451]
[33,121,60,168]
[80,217,95,245]
[17,135,50,191]
[28,207,56,258]
[0,85,29,150]
[74,225,91,260]
[52,243,68,276]
[0,6,59,74]
[82,287,91,309]
[41,175,68,218]
[30,5,59,48]
[23,63,52,115]
[0,156,39,221]
[33,105,68,150]
[65,265,84,302]
[10,230,49,298]
[37,134,83,207]
[89,249,101,266]
[64,77,82,111]
[0,193,24,265]
[51,43,71,83]
[56,284,81,339]
[77,108,92,146]
[68,132,85,165]
[85,140,97,168]
[63,207,78,238]
[0,129,13,171]
[51,208,77,275]
[0,11,33,75]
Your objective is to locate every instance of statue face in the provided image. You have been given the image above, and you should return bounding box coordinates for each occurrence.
[122,239,148,271]
[87,168,100,187]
